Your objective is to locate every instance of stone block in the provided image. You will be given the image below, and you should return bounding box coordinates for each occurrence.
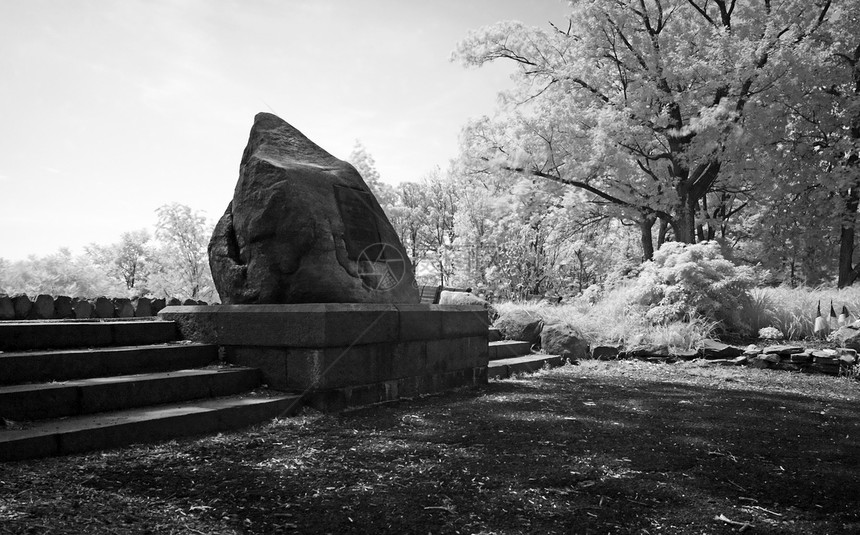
[11,294,32,320]
[0,295,15,320]
[427,336,487,373]
[392,341,428,379]
[226,347,290,390]
[440,306,489,338]
[161,304,400,347]
[94,297,115,319]
[54,296,73,319]
[114,298,135,318]
[151,298,167,315]
[285,345,395,390]
[134,297,153,317]
[395,304,443,341]
[72,299,93,319]
[31,294,55,319]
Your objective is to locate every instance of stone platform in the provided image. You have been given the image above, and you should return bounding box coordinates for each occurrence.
[159,304,489,411]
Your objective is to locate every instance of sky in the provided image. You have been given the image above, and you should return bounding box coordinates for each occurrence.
[0,0,570,261]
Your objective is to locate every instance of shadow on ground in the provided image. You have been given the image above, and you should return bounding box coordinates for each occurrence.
[3,364,859,534]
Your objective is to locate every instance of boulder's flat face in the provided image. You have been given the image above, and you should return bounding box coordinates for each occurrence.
[209,113,418,304]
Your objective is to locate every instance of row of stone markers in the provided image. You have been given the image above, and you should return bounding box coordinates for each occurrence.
[0,293,210,321]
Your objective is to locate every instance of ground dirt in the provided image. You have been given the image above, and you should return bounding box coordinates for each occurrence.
[1,360,858,534]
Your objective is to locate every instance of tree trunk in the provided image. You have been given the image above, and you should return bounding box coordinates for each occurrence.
[838,186,860,287]
[639,215,656,261]
[672,192,698,244]
[657,218,669,248]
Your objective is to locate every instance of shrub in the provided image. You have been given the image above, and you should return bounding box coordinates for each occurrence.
[626,242,757,335]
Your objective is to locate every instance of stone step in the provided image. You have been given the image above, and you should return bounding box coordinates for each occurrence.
[0,319,179,352]
[0,392,302,462]
[0,343,218,385]
[488,327,503,343]
[488,340,532,360]
[488,354,565,380]
[0,367,261,421]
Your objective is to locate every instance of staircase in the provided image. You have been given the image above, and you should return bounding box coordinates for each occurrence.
[487,327,565,379]
[0,319,301,462]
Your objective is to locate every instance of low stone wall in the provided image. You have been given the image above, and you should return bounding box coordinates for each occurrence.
[0,294,210,321]
[160,304,489,411]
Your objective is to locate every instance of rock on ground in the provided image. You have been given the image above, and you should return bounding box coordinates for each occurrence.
[495,308,544,345]
[540,323,589,360]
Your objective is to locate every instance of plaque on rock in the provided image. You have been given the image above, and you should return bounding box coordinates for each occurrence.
[333,185,383,260]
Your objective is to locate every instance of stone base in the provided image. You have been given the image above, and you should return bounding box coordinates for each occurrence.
[159,304,489,411]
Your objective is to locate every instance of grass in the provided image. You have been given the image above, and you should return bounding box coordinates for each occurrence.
[745,286,860,339]
[1,360,858,534]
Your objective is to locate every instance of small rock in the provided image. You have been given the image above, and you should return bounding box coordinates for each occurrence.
[762,345,804,355]
[591,345,620,360]
[775,362,801,372]
[839,354,856,365]
[790,353,812,364]
[748,356,771,369]
[762,353,782,364]
[700,339,742,359]
[670,348,699,360]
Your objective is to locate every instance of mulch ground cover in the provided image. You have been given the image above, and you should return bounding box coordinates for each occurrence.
[1,360,858,534]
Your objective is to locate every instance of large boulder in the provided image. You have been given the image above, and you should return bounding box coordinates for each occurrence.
[494,308,543,345]
[210,113,418,304]
[541,323,589,360]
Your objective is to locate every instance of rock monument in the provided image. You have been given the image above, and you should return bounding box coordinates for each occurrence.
[209,113,419,304]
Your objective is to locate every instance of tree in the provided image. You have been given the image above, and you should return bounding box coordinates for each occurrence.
[152,203,213,300]
[388,181,433,272]
[455,0,835,258]
[347,140,397,210]
[773,2,860,286]
[0,249,125,297]
[421,168,458,285]
[86,229,152,291]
